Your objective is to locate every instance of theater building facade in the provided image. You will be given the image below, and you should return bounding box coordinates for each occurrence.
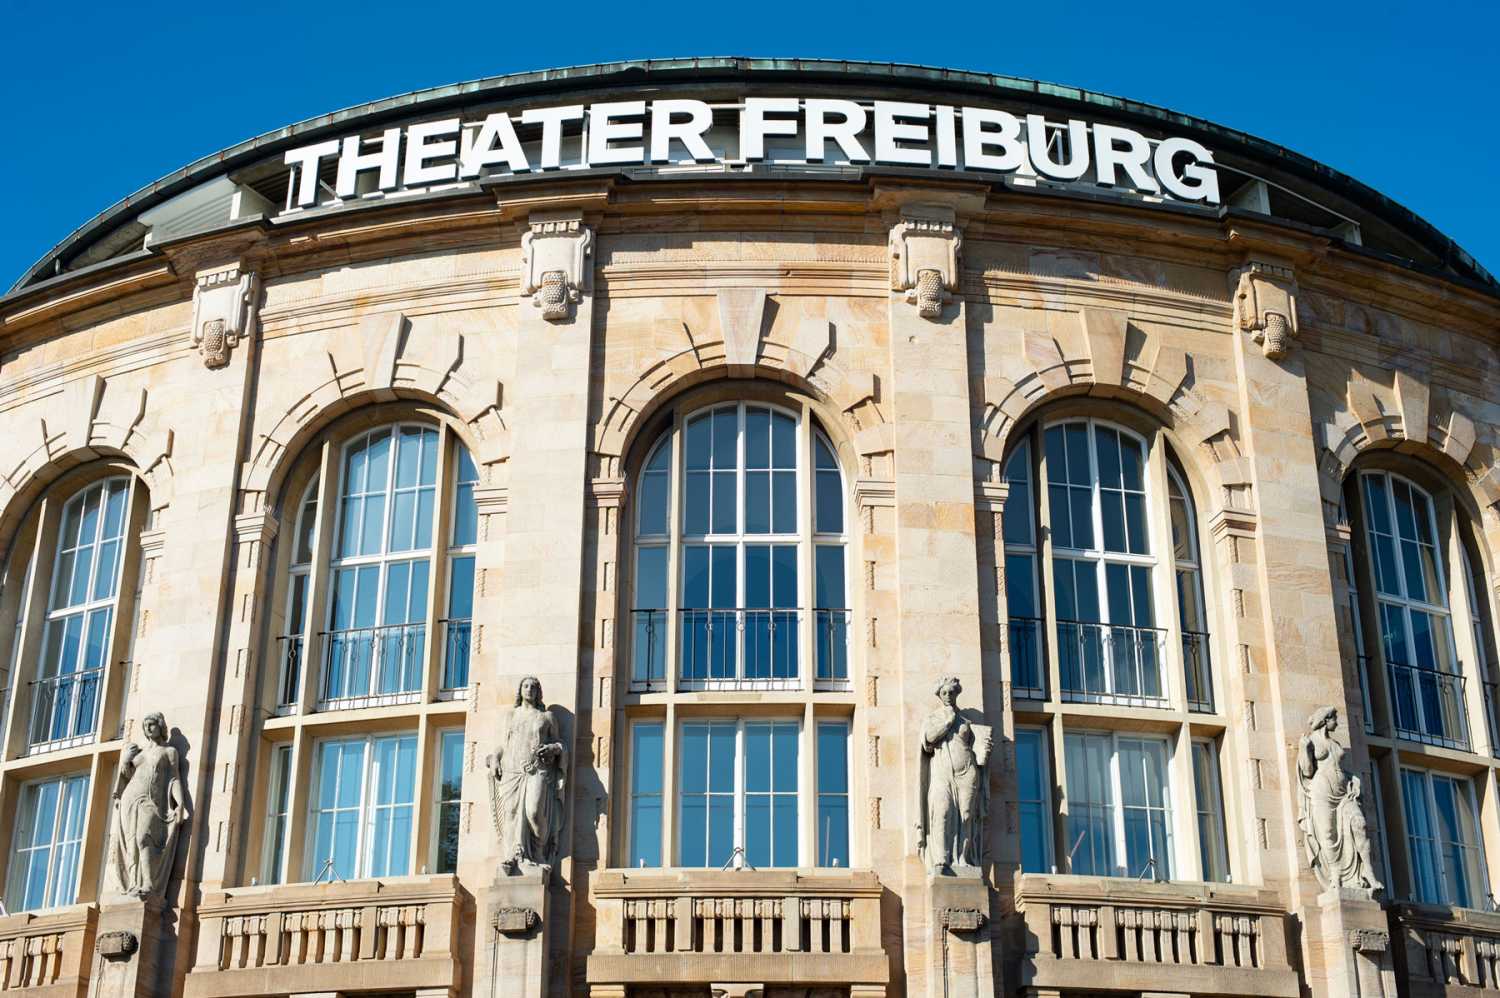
[1,57,1499,998]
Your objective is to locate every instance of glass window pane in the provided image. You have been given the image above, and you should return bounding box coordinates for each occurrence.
[745,408,769,468]
[771,412,796,469]
[711,469,736,534]
[815,545,845,608]
[709,725,736,791]
[745,724,770,792]
[771,470,796,534]
[1002,442,1033,547]
[746,471,770,533]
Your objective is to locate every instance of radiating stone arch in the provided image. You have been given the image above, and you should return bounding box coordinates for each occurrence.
[971,306,1245,507]
[239,309,507,513]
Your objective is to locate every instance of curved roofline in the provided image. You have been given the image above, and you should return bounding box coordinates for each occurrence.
[12,56,1494,295]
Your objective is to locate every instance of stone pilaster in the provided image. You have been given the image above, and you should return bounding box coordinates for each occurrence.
[473,208,597,998]
[883,198,990,997]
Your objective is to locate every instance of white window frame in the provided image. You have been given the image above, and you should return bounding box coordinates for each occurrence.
[4,772,90,912]
[277,478,320,713]
[1015,725,1055,874]
[626,719,666,868]
[1003,439,1046,698]
[1190,738,1230,883]
[261,744,294,885]
[1043,419,1167,707]
[439,447,479,699]
[432,728,465,874]
[305,732,418,882]
[321,423,440,709]
[1064,729,1175,880]
[813,718,852,868]
[1400,765,1488,908]
[32,477,134,751]
[675,716,803,869]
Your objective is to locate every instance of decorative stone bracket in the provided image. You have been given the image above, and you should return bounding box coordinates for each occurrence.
[190,264,258,369]
[941,907,987,934]
[889,206,961,319]
[1234,261,1299,360]
[520,213,594,321]
[493,906,540,936]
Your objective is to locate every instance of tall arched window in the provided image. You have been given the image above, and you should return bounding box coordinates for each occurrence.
[33,478,132,748]
[257,414,478,885]
[624,395,853,871]
[1,468,147,913]
[630,401,848,691]
[1002,412,1230,883]
[1345,464,1495,909]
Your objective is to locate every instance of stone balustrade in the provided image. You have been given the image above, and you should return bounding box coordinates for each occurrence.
[1398,902,1500,995]
[586,869,889,996]
[1015,874,1299,997]
[0,906,96,997]
[184,875,460,998]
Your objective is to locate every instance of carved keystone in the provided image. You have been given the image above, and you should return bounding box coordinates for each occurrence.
[1234,260,1299,360]
[889,206,961,320]
[190,264,258,369]
[520,213,594,322]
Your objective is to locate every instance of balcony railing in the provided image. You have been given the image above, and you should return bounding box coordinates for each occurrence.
[318,623,424,710]
[275,636,302,713]
[1016,875,1298,998]
[28,668,104,751]
[588,870,888,992]
[1389,661,1470,751]
[679,608,801,691]
[0,903,98,997]
[1182,630,1214,713]
[1057,620,1169,708]
[439,618,471,696]
[631,609,669,690]
[186,876,460,998]
[814,609,851,688]
[1009,616,1047,700]
[1395,902,1500,996]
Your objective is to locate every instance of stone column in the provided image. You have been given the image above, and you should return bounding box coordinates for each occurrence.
[474,208,597,998]
[882,196,993,998]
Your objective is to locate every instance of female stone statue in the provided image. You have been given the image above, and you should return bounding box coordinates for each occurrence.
[1296,705,1382,893]
[488,677,566,875]
[111,711,188,899]
[918,675,991,875]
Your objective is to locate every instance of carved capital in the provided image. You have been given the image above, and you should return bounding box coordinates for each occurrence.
[889,206,961,319]
[190,264,258,369]
[493,906,540,936]
[1234,260,1298,360]
[520,213,594,322]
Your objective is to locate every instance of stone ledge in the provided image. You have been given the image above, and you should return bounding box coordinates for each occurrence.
[585,951,890,986]
[1024,954,1301,997]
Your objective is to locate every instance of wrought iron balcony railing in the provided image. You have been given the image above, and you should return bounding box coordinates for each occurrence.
[439,618,471,695]
[318,623,425,709]
[1057,619,1169,708]
[1182,630,1214,713]
[1009,616,1047,700]
[275,635,302,713]
[1389,660,1470,751]
[679,608,801,690]
[28,668,103,750]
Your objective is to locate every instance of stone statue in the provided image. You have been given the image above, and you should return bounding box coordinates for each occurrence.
[488,677,566,876]
[111,711,188,900]
[1297,706,1383,894]
[918,675,991,875]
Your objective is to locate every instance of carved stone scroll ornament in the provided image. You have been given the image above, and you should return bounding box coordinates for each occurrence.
[917,675,992,875]
[520,215,594,321]
[1235,262,1299,360]
[1295,706,1383,894]
[111,711,189,900]
[487,677,567,876]
[190,265,258,369]
[889,207,961,319]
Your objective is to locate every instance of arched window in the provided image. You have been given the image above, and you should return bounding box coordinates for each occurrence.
[1,469,146,913]
[625,396,852,871]
[258,415,478,885]
[630,401,848,691]
[1344,465,1494,909]
[1002,413,1229,884]
[33,478,132,748]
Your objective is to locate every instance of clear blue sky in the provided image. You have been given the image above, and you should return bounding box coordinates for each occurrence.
[2,0,1496,287]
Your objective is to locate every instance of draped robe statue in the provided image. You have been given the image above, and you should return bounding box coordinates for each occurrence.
[1297,705,1383,894]
[111,711,188,899]
[918,675,991,875]
[488,677,566,875]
